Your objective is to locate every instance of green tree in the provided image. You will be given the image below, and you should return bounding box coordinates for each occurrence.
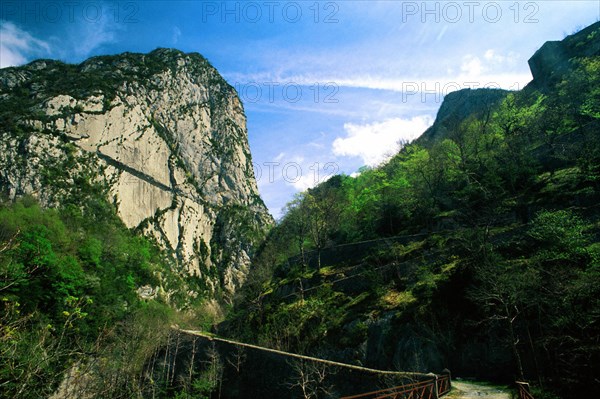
[282,194,311,271]
[300,177,346,271]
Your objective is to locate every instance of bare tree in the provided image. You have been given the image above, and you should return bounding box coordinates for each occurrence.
[469,255,528,381]
[226,345,246,374]
[287,359,337,399]
[201,343,224,399]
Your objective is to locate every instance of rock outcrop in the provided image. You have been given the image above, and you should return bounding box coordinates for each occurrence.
[0,49,272,300]
[528,21,600,89]
[417,22,600,148]
[415,88,508,147]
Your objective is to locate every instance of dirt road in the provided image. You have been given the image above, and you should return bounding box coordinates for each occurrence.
[447,380,512,399]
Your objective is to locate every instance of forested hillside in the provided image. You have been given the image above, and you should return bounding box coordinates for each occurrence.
[0,194,222,398]
[225,22,600,399]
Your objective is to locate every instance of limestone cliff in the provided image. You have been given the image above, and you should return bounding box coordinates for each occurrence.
[0,48,272,300]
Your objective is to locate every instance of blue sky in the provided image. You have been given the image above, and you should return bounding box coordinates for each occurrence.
[1,1,599,218]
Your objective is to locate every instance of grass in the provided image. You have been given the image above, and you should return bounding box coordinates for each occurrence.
[379,290,416,310]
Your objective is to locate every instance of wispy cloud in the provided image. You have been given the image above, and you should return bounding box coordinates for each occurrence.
[274,152,286,162]
[1,4,124,68]
[328,74,531,93]
[0,21,50,68]
[70,9,121,58]
[172,26,182,45]
[227,56,532,97]
[332,116,434,167]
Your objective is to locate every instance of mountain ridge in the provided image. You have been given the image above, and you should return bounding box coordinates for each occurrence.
[0,48,272,301]
[418,21,600,148]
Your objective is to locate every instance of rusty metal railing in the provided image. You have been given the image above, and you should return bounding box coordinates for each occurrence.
[341,372,451,399]
[437,374,451,396]
[516,381,535,399]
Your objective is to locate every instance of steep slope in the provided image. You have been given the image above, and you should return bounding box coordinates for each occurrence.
[527,21,600,89]
[415,88,508,147]
[0,49,272,300]
[224,22,600,399]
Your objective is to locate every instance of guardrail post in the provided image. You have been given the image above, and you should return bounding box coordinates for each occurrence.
[426,373,439,399]
[516,381,534,399]
[441,368,451,388]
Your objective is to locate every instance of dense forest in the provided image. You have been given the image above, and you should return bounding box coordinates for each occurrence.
[0,197,217,397]
[224,24,600,399]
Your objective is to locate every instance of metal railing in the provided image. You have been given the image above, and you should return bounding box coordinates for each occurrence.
[437,374,451,396]
[516,381,535,399]
[341,373,451,399]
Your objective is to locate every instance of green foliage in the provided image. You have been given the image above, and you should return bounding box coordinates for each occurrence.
[0,196,194,398]
[228,32,600,399]
[528,209,588,259]
[257,284,351,352]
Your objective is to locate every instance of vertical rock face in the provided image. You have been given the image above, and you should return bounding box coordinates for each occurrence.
[0,49,272,299]
[528,21,600,89]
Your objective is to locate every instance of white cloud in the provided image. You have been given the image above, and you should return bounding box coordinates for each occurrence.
[172,26,182,44]
[460,55,483,77]
[290,173,319,191]
[255,153,338,192]
[484,49,519,67]
[0,21,50,68]
[288,162,337,191]
[73,13,118,58]
[461,50,522,80]
[332,116,434,167]
[0,7,123,69]
[484,49,501,63]
[274,152,285,162]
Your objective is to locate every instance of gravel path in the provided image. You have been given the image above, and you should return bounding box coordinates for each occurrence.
[447,380,512,399]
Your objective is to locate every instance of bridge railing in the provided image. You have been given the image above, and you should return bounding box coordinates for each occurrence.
[437,373,451,396]
[516,381,535,399]
[340,372,451,399]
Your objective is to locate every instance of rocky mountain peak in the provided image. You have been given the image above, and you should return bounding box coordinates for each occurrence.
[528,21,600,89]
[416,22,600,147]
[0,49,273,300]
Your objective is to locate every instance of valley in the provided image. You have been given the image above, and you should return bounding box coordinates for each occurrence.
[0,15,598,399]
